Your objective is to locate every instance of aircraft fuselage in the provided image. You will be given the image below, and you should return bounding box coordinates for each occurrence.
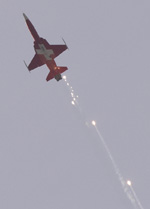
[23,13,68,81]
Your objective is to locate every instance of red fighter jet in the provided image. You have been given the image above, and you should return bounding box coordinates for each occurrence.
[23,13,68,81]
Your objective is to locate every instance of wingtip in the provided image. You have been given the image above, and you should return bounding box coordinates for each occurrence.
[62,38,69,50]
[23,60,30,73]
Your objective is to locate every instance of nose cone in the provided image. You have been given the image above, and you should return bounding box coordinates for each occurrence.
[23,13,28,20]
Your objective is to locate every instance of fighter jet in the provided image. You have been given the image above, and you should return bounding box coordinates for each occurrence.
[23,13,68,81]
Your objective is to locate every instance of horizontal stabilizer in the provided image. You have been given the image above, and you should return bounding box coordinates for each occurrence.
[46,71,54,81]
[56,67,68,74]
[46,67,68,82]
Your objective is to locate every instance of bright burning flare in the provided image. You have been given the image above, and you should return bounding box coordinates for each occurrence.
[127,180,132,186]
[63,75,67,80]
[71,101,75,105]
[92,120,96,126]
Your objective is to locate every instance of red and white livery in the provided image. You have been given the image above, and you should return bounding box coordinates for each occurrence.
[23,13,68,81]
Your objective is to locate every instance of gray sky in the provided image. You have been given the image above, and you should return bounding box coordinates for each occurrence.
[0,0,150,208]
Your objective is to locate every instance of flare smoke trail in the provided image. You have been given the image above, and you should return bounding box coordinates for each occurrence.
[63,76,144,209]
[93,123,138,209]
[129,184,144,209]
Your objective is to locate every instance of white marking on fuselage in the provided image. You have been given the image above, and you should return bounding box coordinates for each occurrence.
[36,44,54,60]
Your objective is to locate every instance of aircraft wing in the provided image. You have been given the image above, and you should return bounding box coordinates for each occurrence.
[50,45,68,58]
[28,54,44,71]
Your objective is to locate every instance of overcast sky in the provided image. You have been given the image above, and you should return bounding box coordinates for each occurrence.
[0,0,150,209]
